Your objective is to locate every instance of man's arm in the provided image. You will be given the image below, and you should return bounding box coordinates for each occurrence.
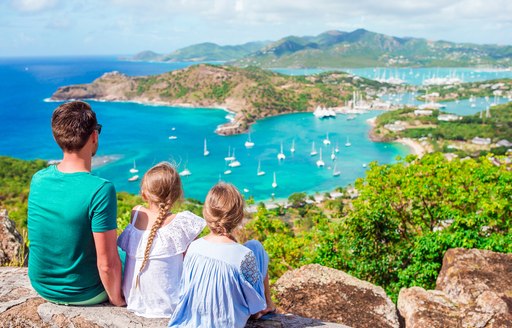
[93,230,125,306]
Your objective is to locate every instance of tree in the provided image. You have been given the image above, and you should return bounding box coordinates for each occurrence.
[288,192,307,208]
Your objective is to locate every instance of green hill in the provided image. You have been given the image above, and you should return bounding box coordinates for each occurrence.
[131,29,511,68]
[132,41,269,62]
[131,50,162,61]
[50,64,395,135]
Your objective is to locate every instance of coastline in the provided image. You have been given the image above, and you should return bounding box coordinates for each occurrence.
[395,138,426,156]
[366,116,426,157]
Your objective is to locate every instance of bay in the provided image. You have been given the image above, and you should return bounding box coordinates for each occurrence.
[3,56,505,201]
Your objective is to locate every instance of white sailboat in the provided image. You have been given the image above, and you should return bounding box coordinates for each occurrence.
[335,142,340,153]
[310,141,318,156]
[333,163,340,177]
[345,137,352,147]
[244,133,255,149]
[257,160,266,176]
[203,138,210,156]
[129,160,139,174]
[290,139,296,153]
[179,161,191,176]
[316,148,325,167]
[224,147,236,161]
[323,133,331,145]
[168,135,178,140]
[227,148,240,167]
[128,175,139,182]
[228,159,241,167]
[179,168,191,177]
[277,142,286,160]
[272,172,277,188]
[330,148,336,161]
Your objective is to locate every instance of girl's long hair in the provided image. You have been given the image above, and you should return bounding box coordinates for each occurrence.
[135,162,183,288]
[203,182,244,239]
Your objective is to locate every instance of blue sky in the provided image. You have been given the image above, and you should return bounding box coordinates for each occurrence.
[1,0,511,57]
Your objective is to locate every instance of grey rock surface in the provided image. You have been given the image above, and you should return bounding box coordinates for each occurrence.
[398,248,512,328]
[0,267,346,328]
[274,264,399,328]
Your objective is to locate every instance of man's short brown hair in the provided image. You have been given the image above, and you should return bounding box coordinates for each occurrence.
[52,101,97,152]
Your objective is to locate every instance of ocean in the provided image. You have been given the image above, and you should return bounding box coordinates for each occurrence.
[1,56,510,202]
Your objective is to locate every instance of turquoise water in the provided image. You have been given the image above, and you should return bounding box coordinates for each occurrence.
[381,92,510,116]
[273,67,512,85]
[91,101,406,201]
[3,56,507,201]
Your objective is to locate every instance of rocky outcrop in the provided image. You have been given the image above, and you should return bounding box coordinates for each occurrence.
[0,267,345,328]
[274,264,399,328]
[3,234,511,328]
[398,248,512,328]
[51,71,136,102]
[0,210,26,266]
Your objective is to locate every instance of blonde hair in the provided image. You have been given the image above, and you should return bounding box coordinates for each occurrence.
[136,162,183,288]
[203,183,245,237]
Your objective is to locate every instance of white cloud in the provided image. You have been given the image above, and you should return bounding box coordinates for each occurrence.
[2,0,511,56]
[10,0,59,12]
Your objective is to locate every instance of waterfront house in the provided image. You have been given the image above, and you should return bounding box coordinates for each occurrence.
[496,139,512,148]
[471,137,491,145]
[414,109,433,116]
[438,114,461,121]
[384,121,406,132]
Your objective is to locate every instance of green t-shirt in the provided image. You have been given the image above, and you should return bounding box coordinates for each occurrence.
[28,165,117,302]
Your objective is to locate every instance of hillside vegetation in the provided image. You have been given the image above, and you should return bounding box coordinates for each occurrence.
[132,41,270,62]
[239,153,512,301]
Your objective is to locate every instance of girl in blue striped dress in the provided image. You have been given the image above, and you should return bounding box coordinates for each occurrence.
[168,182,275,328]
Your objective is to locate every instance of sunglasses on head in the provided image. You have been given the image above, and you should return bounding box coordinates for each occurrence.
[95,124,102,135]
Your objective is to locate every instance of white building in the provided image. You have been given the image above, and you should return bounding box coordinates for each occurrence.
[438,114,460,121]
[414,109,433,116]
[496,139,512,148]
[471,137,491,145]
[384,121,406,132]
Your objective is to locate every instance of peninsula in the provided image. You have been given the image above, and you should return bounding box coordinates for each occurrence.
[51,64,399,135]
[370,101,512,157]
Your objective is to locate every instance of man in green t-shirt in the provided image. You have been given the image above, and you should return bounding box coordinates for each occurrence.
[28,101,125,306]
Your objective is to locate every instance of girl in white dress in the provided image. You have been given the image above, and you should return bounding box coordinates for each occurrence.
[117,162,205,318]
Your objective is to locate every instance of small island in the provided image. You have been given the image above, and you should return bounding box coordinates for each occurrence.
[51,64,403,135]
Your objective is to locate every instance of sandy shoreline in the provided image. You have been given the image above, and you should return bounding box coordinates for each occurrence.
[395,138,426,156]
[366,116,426,156]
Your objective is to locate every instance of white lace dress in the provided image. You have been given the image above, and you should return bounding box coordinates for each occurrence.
[117,208,206,318]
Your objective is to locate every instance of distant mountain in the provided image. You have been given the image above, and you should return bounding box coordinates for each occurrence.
[131,41,270,62]
[131,50,162,61]
[233,29,512,68]
[130,29,511,68]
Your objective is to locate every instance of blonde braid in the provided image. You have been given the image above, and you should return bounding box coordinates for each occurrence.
[135,201,171,289]
[203,183,244,241]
